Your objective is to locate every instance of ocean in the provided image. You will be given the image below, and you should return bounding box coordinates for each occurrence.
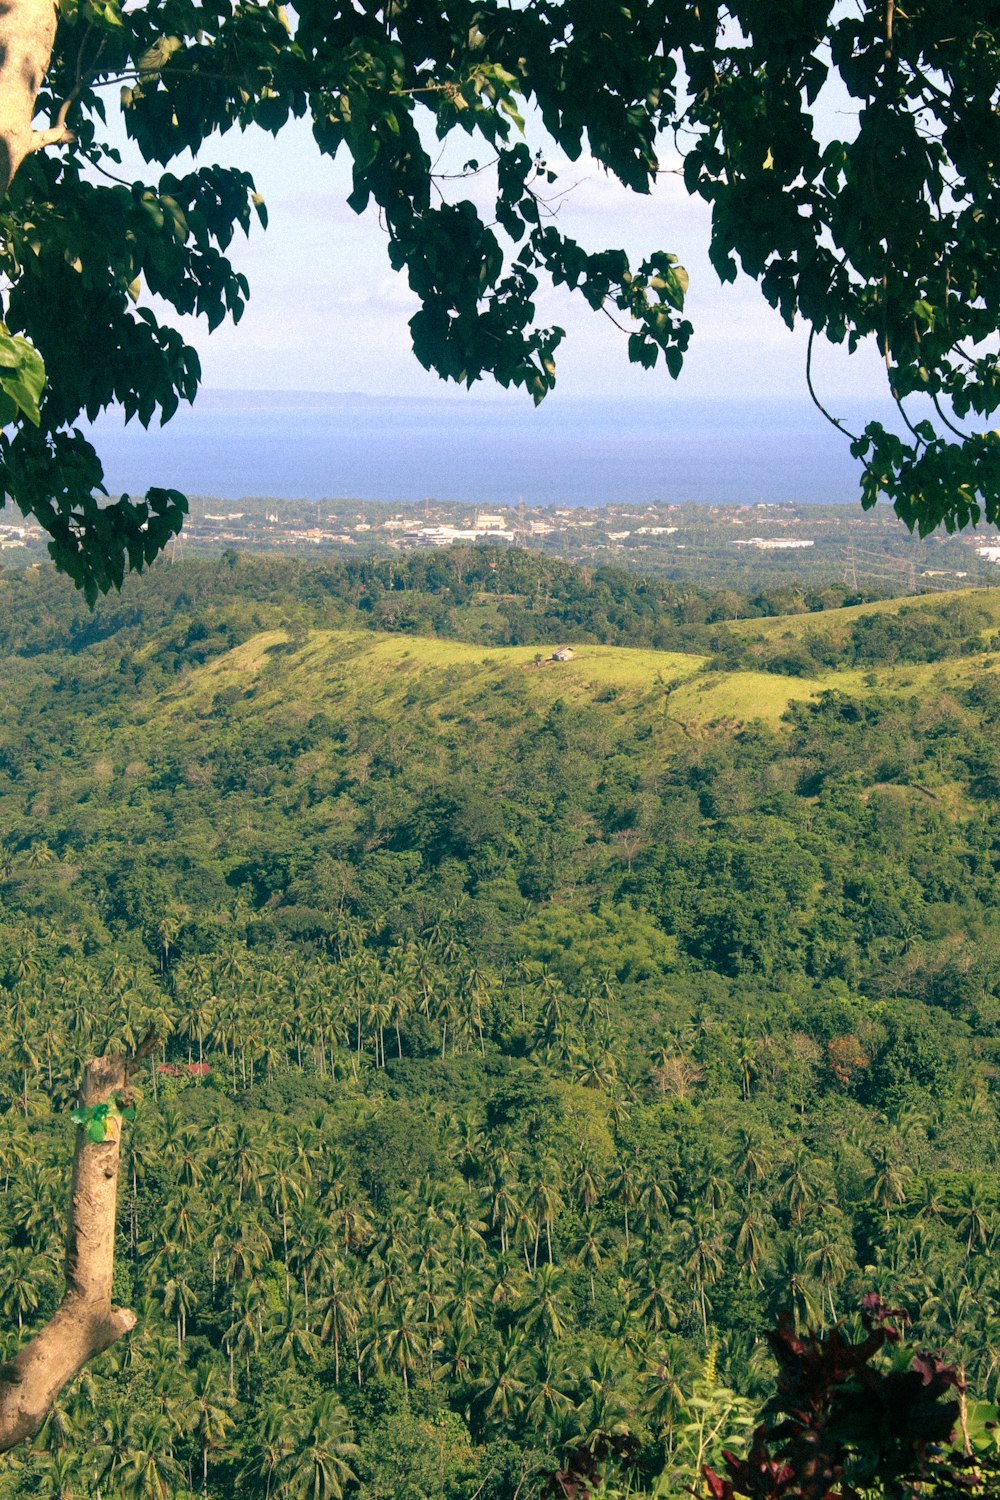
[86,389,886,507]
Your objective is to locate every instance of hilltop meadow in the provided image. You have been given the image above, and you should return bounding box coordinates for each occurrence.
[2,549,1000,1499]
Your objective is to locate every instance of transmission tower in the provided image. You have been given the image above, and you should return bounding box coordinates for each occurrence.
[843,544,858,592]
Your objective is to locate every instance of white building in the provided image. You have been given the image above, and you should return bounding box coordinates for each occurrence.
[733,537,815,551]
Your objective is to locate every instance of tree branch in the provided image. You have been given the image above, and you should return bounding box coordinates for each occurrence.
[806,328,858,442]
[0,1033,154,1453]
[0,0,61,198]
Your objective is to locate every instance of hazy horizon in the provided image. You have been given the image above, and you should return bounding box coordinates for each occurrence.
[88,387,894,508]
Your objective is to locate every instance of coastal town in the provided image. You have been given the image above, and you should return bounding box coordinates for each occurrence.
[3,495,999,592]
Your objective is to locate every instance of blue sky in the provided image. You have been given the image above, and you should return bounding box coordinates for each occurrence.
[85,92,909,504]
[108,97,891,415]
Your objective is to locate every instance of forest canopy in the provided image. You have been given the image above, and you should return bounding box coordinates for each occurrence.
[2,556,1000,1491]
[0,0,998,593]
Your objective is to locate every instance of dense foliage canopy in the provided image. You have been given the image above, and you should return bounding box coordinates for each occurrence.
[0,0,998,593]
[1,556,999,1494]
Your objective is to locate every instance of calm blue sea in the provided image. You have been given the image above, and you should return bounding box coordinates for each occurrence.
[86,390,885,507]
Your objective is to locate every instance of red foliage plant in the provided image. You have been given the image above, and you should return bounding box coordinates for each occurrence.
[702,1296,1000,1500]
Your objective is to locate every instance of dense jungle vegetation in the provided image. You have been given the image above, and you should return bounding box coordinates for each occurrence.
[2,553,1000,1500]
[0,545,884,660]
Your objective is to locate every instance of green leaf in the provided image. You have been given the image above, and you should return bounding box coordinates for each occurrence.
[84,0,124,27]
[0,326,45,427]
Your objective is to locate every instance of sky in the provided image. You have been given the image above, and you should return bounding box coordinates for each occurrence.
[102,88,891,416]
[81,66,915,508]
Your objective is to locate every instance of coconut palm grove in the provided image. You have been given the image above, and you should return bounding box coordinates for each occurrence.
[2,550,1000,1497]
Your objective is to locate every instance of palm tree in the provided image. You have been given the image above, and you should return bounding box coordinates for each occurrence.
[489,1175,520,1256]
[277,1394,361,1500]
[91,1403,132,1496]
[450,1199,489,1261]
[35,1394,79,1457]
[184,1358,235,1493]
[271,1292,323,1372]
[0,1113,30,1190]
[634,1255,678,1333]
[33,1449,81,1500]
[733,1201,770,1285]
[768,1238,822,1334]
[520,1262,570,1343]
[8,1161,64,1251]
[803,1225,851,1323]
[160,1265,198,1348]
[527,1168,564,1267]
[572,1214,607,1302]
[673,1211,724,1336]
[319,1266,360,1386]
[224,1220,274,1286]
[386,983,412,1060]
[575,1046,619,1091]
[119,1411,184,1499]
[265,1147,307,1297]
[12,1028,40,1116]
[446,1263,487,1338]
[438,1324,476,1392]
[871,1146,912,1224]
[459,961,491,1055]
[571,1154,601,1214]
[292,1203,340,1324]
[608,1159,639,1249]
[382,1299,426,1388]
[239,1402,295,1500]
[637,1170,673,1241]
[572,1360,633,1455]
[731,1127,772,1200]
[780,1145,820,1226]
[224,1279,267,1390]
[472,1328,530,1435]
[0,1243,49,1328]
[524,1347,574,1438]
[954,1179,993,1258]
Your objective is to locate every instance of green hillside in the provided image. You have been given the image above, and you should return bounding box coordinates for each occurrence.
[2,558,1000,1500]
[181,611,1000,733]
[727,584,1000,639]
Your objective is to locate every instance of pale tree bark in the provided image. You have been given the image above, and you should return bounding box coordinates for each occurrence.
[0,0,71,199]
[0,1032,155,1453]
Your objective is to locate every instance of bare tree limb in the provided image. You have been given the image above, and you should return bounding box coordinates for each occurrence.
[0,0,62,198]
[0,1033,154,1453]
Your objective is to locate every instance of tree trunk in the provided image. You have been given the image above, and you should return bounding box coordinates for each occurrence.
[0,1038,152,1452]
[0,0,70,199]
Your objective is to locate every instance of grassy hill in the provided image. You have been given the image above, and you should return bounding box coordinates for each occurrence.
[725,584,1000,638]
[173,594,1000,734]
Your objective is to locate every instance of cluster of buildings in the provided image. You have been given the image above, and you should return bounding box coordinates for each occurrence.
[387,513,517,547]
[2,498,995,593]
[0,520,39,550]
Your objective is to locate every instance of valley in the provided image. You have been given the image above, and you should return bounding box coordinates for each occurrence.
[1,556,999,1499]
